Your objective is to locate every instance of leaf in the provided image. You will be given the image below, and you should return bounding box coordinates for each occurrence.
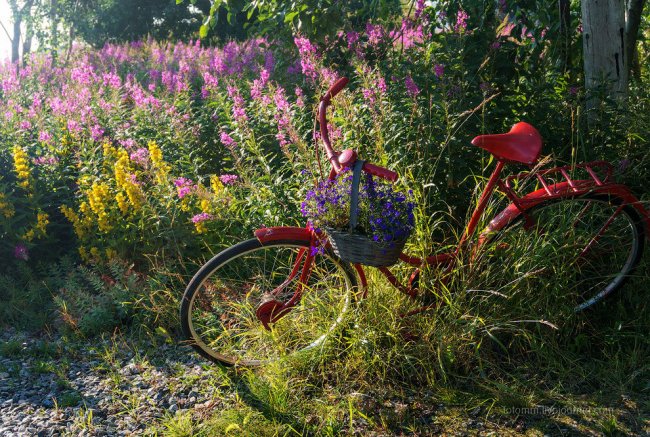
[284,11,299,23]
[176,0,184,4]
[199,24,209,38]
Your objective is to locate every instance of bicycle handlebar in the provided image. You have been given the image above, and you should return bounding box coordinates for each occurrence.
[318,76,398,182]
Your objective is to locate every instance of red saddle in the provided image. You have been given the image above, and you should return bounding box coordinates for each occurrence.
[471,122,542,165]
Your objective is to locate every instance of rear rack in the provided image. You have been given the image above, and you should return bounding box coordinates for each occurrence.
[497,161,614,209]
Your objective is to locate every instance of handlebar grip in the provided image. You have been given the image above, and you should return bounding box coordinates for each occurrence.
[323,77,349,102]
[363,162,398,182]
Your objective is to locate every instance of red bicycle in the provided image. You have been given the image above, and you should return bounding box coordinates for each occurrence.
[181,78,648,366]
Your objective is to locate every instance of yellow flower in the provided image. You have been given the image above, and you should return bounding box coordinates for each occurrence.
[12,146,31,190]
[87,183,112,232]
[147,141,170,184]
[105,248,117,260]
[79,246,89,261]
[36,212,49,235]
[23,229,35,241]
[200,198,211,213]
[116,192,129,214]
[148,141,163,164]
[194,221,208,234]
[210,175,223,195]
[0,193,14,218]
[90,247,101,259]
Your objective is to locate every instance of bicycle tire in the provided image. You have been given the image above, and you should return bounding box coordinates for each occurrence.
[180,238,357,366]
[484,193,644,312]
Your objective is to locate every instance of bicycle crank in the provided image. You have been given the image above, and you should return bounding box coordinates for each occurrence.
[256,293,290,330]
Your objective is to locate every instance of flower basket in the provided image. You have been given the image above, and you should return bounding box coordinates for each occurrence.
[316,159,412,267]
[326,229,407,267]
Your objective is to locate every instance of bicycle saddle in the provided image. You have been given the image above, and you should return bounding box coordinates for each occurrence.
[471,122,542,165]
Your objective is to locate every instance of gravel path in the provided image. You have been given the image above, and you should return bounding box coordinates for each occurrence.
[0,329,224,436]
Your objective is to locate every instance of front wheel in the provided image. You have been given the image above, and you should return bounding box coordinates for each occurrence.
[180,238,357,366]
[485,194,645,312]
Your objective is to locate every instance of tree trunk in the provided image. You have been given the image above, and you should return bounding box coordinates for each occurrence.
[558,0,572,72]
[581,0,628,106]
[11,14,21,63]
[625,0,646,81]
[22,12,33,65]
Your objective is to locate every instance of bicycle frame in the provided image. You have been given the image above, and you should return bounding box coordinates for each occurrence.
[255,159,649,313]
[252,78,650,326]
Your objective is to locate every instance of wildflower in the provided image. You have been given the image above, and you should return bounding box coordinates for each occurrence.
[192,212,214,234]
[220,131,237,149]
[569,86,579,96]
[227,85,248,123]
[35,212,49,235]
[129,148,149,166]
[434,64,445,79]
[148,140,170,184]
[294,36,319,81]
[0,192,14,218]
[455,10,469,33]
[346,31,360,49]
[90,125,105,141]
[174,177,196,199]
[210,175,223,194]
[38,131,52,143]
[414,0,426,19]
[490,41,501,50]
[366,23,386,47]
[405,76,420,97]
[14,244,29,261]
[116,192,129,214]
[19,120,32,130]
[219,174,238,185]
[105,248,118,260]
[90,247,101,259]
[13,146,31,190]
[33,156,59,166]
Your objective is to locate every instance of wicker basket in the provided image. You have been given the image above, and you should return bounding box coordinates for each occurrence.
[326,229,407,267]
[324,159,410,267]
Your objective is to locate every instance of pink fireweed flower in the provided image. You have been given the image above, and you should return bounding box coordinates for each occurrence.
[491,41,501,50]
[14,244,29,261]
[227,85,248,123]
[346,31,360,49]
[33,156,59,166]
[220,131,237,149]
[130,148,149,166]
[191,212,214,223]
[377,77,387,93]
[219,174,239,185]
[174,177,195,199]
[19,120,32,130]
[405,76,420,97]
[434,64,445,79]
[415,0,426,19]
[455,10,469,32]
[250,68,270,101]
[67,119,81,134]
[90,125,105,141]
[38,131,52,143]
[295,87,305,108]
[294,36,319,81]
[366,23,386,47]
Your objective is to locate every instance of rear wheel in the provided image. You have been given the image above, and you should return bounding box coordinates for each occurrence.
[486,194,644,311]
[180,238,357,366]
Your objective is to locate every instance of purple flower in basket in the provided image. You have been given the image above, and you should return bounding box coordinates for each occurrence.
[301,170,415,245]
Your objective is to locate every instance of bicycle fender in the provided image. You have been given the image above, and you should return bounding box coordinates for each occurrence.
[482,182,650,240]
[254,227,313,243]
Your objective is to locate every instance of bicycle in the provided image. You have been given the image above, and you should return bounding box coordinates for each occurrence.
[180,77,649,367]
